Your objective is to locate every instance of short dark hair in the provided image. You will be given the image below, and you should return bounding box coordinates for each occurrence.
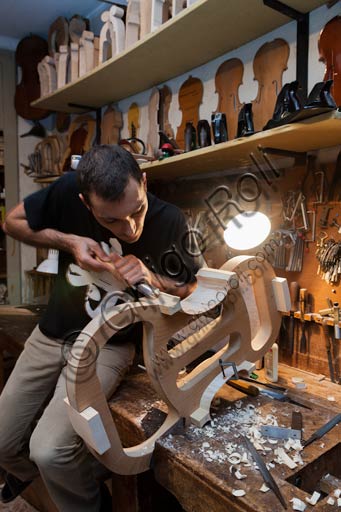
[76,144,142,204]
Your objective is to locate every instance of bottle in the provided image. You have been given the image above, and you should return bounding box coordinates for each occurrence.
[264,342,278,382]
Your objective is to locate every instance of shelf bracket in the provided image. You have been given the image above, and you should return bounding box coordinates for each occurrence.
[68,103,102,145]
[263,0,309,100]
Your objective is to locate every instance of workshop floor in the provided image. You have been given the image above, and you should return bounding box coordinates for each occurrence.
[0,497,37,511]
[0,484,38,512]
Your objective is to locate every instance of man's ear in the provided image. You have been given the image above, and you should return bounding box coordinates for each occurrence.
[79,193,91,211]
[142,172,147,191]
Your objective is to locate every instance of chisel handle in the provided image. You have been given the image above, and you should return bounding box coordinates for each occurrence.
[299,288,307,321]
[226,380,260,396]
[289,281,299,311]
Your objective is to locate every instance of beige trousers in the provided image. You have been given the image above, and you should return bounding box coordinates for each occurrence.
[0,325,135,512]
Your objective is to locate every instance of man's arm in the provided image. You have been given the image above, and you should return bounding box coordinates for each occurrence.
[3,202,111,272]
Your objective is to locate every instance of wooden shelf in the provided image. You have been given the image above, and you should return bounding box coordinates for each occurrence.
[32,0,326,113]
[141,110,341,180]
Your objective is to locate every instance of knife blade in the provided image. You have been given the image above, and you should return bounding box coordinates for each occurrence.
[244,436,287,509]
[257,388,312,410]
[303,413,341,448]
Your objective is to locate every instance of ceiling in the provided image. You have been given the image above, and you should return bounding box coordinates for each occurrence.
[0,0,126,43]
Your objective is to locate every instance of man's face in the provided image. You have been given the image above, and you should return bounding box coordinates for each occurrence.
[81,175,148,243]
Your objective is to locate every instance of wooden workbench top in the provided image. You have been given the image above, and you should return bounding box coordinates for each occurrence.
[109,364,341,512]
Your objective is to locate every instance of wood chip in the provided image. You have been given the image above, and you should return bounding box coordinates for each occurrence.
[290,497,307,511]
[232,489,246,497]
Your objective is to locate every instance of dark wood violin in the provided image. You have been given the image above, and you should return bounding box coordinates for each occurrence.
[318,15,341,106]
[15,35,49,120]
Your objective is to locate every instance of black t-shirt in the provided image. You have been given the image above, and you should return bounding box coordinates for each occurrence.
[24,172,199,340]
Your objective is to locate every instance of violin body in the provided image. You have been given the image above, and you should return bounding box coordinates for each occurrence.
[15,35,50,120]
[176,75,203,150]
[215,58,244,139]
[318,15,341,106]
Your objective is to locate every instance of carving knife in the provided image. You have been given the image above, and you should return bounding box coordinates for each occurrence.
[303,413,341,448]
[244,436,287,509]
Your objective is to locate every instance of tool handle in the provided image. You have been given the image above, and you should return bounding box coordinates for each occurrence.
[226,380,259,396]
[299,288,307,321]
[289,281,300,311]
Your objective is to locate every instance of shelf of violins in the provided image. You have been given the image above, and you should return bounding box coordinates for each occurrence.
[20,0,332,184]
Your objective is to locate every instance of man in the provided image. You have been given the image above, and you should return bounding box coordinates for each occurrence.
[0,145,198,511]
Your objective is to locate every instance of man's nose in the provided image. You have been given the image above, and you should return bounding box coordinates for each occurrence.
[124,218,136,236]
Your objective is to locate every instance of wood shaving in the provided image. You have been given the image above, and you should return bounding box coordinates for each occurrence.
[260,484,270,492]
[232,489,246,497]
[290,497,307,511]
[305,491,320,505]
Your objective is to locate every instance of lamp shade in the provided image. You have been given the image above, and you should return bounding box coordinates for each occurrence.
[223,211,271,250]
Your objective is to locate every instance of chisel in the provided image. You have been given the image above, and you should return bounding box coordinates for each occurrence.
[322,318,335,383]
[299,288,307,353]
[303,413,341,448]
[226,379,260,396]
[289,282,299,354]
[244,437,287,509]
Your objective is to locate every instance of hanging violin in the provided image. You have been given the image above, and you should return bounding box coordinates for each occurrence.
[14,35,49,120]
[318,15,341,106]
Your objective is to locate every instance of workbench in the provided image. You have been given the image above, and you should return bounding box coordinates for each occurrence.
[108,364,341,512]
[1,307,340,512]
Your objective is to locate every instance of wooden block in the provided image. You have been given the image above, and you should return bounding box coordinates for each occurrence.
[99,10,112,63]
[109,5,126,56]
[140,0,152,38]
[151,0,166,32]
[37,60,49,97]
[70,42,79,82]
[82,30,95,73]
[126,0,141,49]
[64,398,111,455]
[42,56,57,94]
[272,277,290,312]
[93,36,100,68]
[57,45,69,89]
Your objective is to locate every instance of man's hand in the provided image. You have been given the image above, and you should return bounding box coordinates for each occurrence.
[69,236,112,272]
[108,253,153,287]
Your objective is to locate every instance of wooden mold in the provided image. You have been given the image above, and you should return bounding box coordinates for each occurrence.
[66,256,286,475]
[252,38,289,132]
[215,58,244,139]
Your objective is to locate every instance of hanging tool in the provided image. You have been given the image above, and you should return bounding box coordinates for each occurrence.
[289,282,300,355]
[243,437,287,509]
[303,413,341,448]
[319,205,332,228]
[299,288,307,353]
[322,318,335,383]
